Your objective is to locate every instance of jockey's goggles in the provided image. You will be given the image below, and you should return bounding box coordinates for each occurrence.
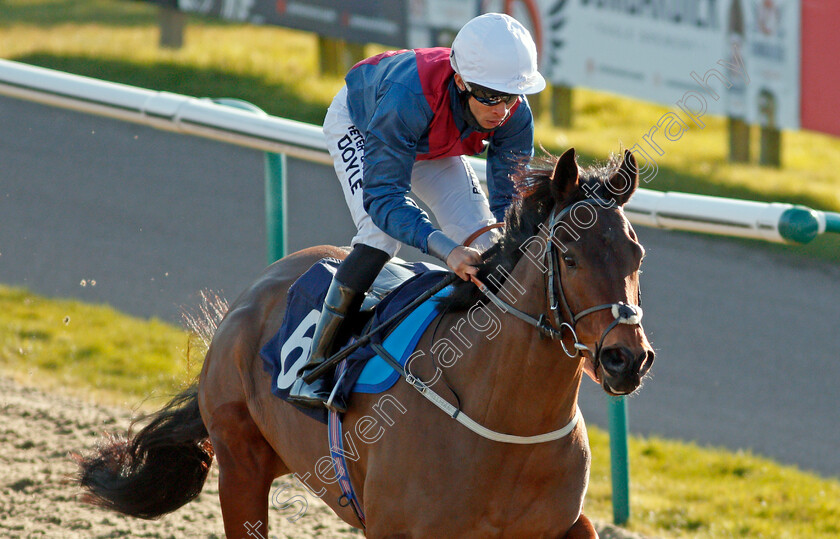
[463,81,519,106]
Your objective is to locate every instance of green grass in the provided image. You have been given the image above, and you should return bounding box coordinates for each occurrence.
[2,283,839,538]
[0,0,344,124]
[587,429,840,537]
[0,285,199,406]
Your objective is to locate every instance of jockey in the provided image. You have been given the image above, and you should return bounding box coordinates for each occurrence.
[288,13,546,411]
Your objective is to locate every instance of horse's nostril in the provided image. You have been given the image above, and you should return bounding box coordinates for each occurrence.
[601,347,632,375]
[637,349,655,376]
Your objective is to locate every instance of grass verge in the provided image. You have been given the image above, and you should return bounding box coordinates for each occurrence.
[2,284,839,538]
[0,285,199,408]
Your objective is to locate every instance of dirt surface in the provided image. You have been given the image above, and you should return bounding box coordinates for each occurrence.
[0,375,645,538]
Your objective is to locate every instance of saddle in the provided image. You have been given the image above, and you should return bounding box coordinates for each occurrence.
[259,257,450,423]
[365,261,417,307]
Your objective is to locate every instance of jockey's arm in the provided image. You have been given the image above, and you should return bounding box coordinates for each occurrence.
[360,83,436,249]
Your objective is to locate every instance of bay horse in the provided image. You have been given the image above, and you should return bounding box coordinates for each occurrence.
[77,148,654,538]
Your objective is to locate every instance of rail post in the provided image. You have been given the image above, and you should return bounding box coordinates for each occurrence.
[264,151,288,263]
[210,98,287,263]
[758,89,781,167]
[158,5,186,49]
[608,395,630,525]
[551,85,573,128]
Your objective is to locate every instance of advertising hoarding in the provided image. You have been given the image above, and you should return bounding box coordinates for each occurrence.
[799,1,840,137]
[150,1,836,135]
[543,0,800,129]
[176,0,407,47]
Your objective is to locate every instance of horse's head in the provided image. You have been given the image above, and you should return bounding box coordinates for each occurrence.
[541,148,655,395]
[443,148,655,395]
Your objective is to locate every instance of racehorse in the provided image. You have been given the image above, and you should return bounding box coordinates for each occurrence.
[77,148,654,538]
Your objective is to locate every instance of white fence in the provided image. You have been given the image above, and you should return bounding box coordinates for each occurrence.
[1,58,836,247]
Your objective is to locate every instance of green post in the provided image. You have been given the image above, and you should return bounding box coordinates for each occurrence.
[319,37,365,76]
[158,5,186,49]
[728,117,751,163]
[318,35,341,76]
[264,152,287,264]
[778,206,821,244]
[345,42,366,68]
[759,126,781,168]
[608,395,630,525]
[551,85,573,128]
[758,89,781,168]
[210,98,287,263]
[529,86,545,122]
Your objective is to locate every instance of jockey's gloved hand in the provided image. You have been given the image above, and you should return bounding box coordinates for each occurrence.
[427,231,482,281]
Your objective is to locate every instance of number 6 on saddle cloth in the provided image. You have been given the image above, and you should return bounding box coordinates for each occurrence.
[260,257,454,424]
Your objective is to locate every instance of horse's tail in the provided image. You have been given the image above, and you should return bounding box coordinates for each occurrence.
[75,385,213,519]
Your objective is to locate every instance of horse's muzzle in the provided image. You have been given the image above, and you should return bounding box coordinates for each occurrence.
[598,346,655,395]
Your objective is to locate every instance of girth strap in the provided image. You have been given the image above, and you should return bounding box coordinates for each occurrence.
[327,359,366,528]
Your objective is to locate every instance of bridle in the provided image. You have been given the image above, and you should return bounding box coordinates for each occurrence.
[471,198,644,368]
[348,198,647,445]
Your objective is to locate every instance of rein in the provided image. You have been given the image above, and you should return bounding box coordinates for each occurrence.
[471,199,643,366]
[461,222,506,249]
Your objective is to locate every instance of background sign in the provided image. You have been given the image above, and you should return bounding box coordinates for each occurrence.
[799,1,840,137]
[149,0,833,134]
[176,0,407,47]
[544,0,800,129]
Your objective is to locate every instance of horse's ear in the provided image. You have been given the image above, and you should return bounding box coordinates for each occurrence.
[606,150,639,206]
[550,148,579,203]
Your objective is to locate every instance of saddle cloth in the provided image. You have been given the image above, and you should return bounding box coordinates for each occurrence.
[259,258,451,423]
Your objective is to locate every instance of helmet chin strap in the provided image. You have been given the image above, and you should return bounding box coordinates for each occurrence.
[456,86,508,133]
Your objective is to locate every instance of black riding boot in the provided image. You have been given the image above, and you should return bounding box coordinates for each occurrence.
[287,278,361,412]
[287,244,390,412]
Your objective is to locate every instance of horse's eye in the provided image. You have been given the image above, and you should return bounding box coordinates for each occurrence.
[563,255,577,268]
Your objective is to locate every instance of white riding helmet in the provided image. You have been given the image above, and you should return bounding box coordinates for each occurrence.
[450,13,546,95]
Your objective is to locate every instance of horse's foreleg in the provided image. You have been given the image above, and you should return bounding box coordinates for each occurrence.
[562,513,599,539]
[208,401,286,538]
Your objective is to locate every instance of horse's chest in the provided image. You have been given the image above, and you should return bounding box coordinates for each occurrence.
[376,438,591,536]
[489,446,590,531]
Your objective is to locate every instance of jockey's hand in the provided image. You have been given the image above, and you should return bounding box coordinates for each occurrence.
[446,246,482,281]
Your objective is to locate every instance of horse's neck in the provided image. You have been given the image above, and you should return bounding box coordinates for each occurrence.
[441,250,583,434]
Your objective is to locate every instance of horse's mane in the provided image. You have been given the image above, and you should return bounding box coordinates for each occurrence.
[439,152,621,311]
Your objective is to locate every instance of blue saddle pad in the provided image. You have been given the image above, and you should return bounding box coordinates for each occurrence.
[259,258,450,423]
[351,282,452,393]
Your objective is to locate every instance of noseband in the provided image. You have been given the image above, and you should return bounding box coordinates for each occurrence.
[472,198,644,367]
